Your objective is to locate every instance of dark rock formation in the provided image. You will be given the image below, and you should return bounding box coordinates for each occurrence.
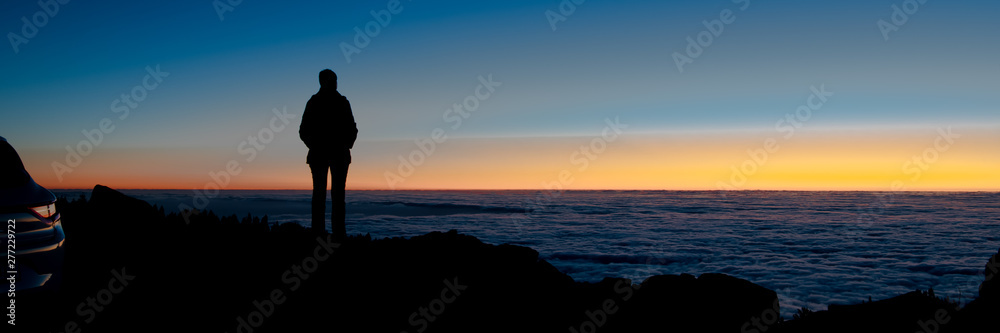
[771,290,957,333]
[947,248,999,332]
[14,186,998,333]
[769,249,1000,333]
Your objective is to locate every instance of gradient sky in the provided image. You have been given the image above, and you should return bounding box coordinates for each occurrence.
[1,0,998,191]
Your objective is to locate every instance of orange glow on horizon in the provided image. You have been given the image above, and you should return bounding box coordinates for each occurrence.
[19,127,1000,192]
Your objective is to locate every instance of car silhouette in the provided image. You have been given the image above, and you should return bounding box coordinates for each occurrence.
[1,136,64,293]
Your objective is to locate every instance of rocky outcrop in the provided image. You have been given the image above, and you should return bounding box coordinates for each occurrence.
[16,186,998,333]
[771,290,957,333]
[14,186,778,332]
[769,249,999,333]
[947,248,999,332]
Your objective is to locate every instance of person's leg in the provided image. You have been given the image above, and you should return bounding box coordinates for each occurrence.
[330,160,350,239]
[310,162,329,233]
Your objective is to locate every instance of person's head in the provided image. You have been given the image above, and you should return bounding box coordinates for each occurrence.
[319,69,337,89]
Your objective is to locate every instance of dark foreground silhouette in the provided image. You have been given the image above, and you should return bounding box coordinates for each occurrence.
[13,185,998,332]
[300,69,357,239]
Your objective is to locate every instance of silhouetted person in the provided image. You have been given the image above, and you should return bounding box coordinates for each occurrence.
[300,69,357,238]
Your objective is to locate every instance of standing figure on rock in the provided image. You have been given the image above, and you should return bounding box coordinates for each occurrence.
[300,69,357,239]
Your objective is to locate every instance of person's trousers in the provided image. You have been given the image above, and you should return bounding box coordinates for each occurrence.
[310,160,349,238]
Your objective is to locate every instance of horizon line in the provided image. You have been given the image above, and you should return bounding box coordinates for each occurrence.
[49,186,1000,193]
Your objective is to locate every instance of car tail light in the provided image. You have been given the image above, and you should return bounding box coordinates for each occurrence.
[31,203,57,219]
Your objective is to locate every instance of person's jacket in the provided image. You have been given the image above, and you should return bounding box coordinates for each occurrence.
[299,88,358,164]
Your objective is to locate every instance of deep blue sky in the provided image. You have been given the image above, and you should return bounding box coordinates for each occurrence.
[1,0,998,189]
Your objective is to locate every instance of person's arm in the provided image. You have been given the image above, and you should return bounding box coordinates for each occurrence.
[300,98,316,149]
[343,98,358,149]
